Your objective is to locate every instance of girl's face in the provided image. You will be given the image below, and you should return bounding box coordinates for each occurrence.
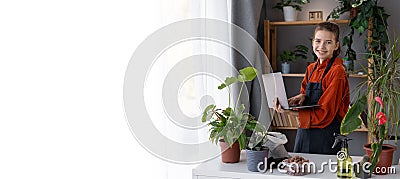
[312,30,339,60]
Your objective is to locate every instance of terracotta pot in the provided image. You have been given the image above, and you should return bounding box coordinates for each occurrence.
[363,144,397,175]
[219,139,240,163]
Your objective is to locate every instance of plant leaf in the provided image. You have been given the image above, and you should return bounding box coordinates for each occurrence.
[217,83,226,90]
[237,104,245,115]
[340,95,367,135]
[222,107,232,117]
[238,67,257,82]
[201,104,215,122]
[238,134,246,150]
[225,131,234,147]
[224,77,237,86]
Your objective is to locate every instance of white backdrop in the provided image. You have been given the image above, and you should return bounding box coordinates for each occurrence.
[0,0,232,179]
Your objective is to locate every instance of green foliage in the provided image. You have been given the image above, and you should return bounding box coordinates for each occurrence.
[278,45,309,63]
[201,67,267,150]
[339,37,400,173]
[327,0,390,61]
[341,95,366,135]
[273,0,310,11]
[326,0,352,20]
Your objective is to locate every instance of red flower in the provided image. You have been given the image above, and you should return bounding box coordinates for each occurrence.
[376,112,387,125]
[375,96,384,108]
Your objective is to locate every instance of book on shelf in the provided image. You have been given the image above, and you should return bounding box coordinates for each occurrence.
[270,112,299,128]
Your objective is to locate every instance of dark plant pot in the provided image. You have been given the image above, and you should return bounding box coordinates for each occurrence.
[363,144,396,175]
[219,140,240,163]
[246,149,269,172]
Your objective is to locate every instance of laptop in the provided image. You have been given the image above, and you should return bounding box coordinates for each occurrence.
[262,72,320,110]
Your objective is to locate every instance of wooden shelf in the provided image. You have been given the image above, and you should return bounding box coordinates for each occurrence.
[272,126,369,132]
[282,73,305,77]
[269,19,350,26]
[281,73,367,78]
[349,74,368,78]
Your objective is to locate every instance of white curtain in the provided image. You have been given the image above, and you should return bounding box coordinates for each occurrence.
[142,0,232,178]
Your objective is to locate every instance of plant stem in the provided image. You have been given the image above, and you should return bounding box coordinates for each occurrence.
[227,86,231,108]
[235,82,245,112]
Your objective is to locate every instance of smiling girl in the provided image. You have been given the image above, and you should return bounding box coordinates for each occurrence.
[275,22,350,154]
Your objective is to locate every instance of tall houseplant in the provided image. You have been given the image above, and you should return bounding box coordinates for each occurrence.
[201,67,266,163]
[340,37,400,174]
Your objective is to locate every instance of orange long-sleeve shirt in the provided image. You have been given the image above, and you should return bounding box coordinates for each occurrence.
[298,58,350,129]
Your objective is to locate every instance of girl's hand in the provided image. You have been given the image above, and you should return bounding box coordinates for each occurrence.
[288,94,306,106]
[274,98,290,113]
[273,97,298,115]
[273,97,285,113]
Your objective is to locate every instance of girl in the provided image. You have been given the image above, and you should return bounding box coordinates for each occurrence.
[274,22,350,154]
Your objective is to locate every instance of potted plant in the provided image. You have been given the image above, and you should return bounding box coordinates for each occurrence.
[278,45,308,74]
[274,0,310,21]
[340,37,400,174]
[245,123,268,172]
[202,66,265,163]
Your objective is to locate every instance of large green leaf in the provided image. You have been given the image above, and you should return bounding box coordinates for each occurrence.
[341,95,367,135]
[238,67,257,82]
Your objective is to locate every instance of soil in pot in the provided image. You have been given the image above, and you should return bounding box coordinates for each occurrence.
[219,139,240,163]
[363,144,396,175]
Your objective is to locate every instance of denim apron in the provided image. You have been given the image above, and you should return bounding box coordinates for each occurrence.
[293,57,341,154]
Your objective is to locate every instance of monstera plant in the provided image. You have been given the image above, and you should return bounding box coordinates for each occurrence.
[201,67,266,163]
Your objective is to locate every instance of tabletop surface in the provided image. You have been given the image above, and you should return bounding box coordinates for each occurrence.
[193,151,399,179]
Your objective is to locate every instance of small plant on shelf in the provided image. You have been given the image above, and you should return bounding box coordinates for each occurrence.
[278,45,308,63]
[278,45,308,73]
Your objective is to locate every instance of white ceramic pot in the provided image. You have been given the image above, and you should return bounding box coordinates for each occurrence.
[283,6,297,22]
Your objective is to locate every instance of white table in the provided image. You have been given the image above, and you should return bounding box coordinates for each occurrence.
[193,151,399,179]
